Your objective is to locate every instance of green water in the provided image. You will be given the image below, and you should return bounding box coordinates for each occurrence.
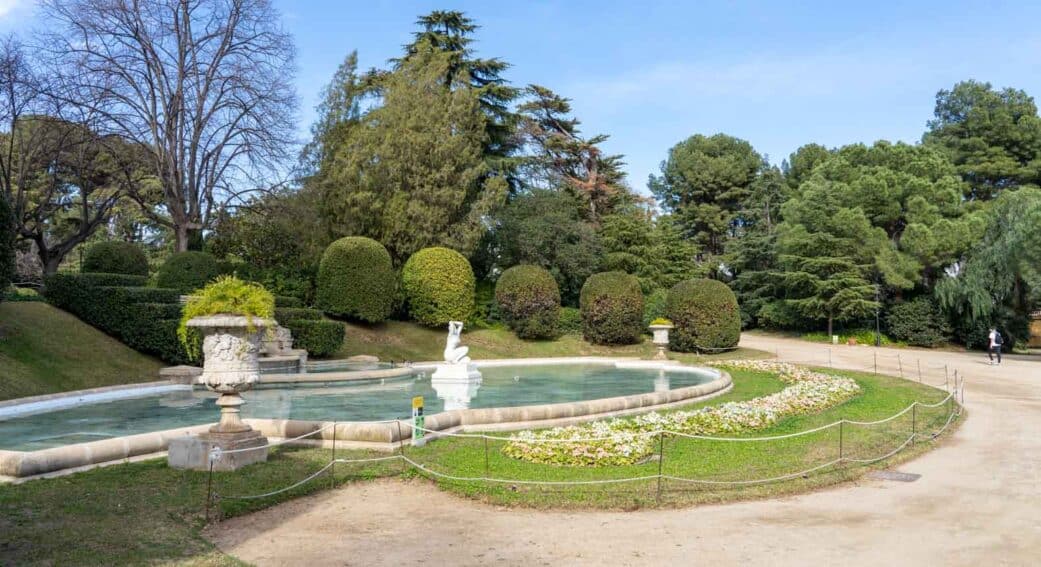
[0,364,715,451]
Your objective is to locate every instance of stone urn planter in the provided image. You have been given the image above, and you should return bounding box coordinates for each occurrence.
[649,323,675,360]
[168,315,275,471]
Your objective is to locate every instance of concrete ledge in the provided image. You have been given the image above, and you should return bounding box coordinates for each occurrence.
[0,359,728,478]
[0,382,190,419]
[258,367,415,384]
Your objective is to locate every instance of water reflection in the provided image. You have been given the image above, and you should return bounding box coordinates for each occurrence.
[654,369,670,393]
[431,375,483,411]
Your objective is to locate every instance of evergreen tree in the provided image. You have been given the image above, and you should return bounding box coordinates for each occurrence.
[782,143,831,190]
[925,80,1041,200]
[773,178,884,336]
[649,133,765,258]
[395,11,520,176]
[517,85,633,221]
[726,166,787,327]
[598,211,699,293]
[322,41,508,264]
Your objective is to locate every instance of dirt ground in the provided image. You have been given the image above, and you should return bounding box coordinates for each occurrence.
[207,337,1041,566]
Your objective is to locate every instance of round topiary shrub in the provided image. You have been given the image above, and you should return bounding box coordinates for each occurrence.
[81,241,149,276]
[156,251,220,294]
[401,247,475,327]
[579,271,644,345]
[666,278,740,352]
[316,236,395,323]
[495,265,561,339]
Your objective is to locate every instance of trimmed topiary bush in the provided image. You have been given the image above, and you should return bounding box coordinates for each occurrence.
[666,278,740,352]
[285,319,344,357]
[887,298,952,347]
[495,265,560,339]
[156,251,220,294]
[316,236,395,322]
[401,247,475,327]
[579,271,644,345]
[81,241,149,276]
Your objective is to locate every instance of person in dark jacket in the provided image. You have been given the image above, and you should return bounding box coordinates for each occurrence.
[987,327,1003,365]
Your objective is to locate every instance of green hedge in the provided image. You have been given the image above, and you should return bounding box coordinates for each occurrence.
[285,319,344,357]
[82,241,149,276]
[642,288,668,332]
[275,307,322,322]
[579,271,644,345]
[557,306,583,334]
[45,273,192,364]
[156,251,220,293]
[666,278,741,352]
[401,247,475,327]
[886,298,952,347]
[274,295,303,308]
[316,236,395,322]
[495,265,560,339]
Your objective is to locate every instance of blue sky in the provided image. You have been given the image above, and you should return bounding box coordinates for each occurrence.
[5,1,1041,194]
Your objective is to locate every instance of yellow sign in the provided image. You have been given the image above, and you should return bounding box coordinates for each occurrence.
[412,396,423,409]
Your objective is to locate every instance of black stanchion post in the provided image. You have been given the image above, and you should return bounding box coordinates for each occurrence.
[205,459,214,523]
[898,355,903,378]
[917,359,922,382]
[656,431,665,501]
[330,422,337,489]
[838,421,844,462]
[396,419,407,475]
[911,404,916,445]
[483,436,490,478]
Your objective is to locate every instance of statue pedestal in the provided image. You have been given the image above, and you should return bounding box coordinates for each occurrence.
[431,363,482,411]
[168,429,268,471]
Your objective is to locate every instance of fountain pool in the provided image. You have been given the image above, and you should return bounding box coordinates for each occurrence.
[0,362,719,451]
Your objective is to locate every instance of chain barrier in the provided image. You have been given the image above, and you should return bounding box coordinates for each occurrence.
[205,349,966,515]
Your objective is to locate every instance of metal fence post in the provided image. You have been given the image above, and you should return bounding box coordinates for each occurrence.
[205,459,214,523]
[483,435,490,478]
[828,348,832,368]
[656,431,665,501]
[838,421,844,462]
[330,422,337,489]
[944,364,949,391]
[873,352,877,375]
[898,355,903,378]
[917,359,922,382]
[911,404,916,445]
[396,419,407,474]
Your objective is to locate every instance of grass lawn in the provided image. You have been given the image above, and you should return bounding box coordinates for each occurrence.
[335,319,769,363]
[0,366,959,565]
[0,302,164,401]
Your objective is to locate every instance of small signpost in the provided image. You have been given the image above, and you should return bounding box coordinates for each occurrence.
[412,396,425,447]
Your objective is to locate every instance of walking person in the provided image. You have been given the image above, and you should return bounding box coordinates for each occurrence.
[988,327,1003,365]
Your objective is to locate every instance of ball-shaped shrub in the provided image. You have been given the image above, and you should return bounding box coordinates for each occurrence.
[666,278,740,352]
[81,241,149,276]
[316,236,395,322]
[401,247,475,327]
[495,265,561,339]
[156,251,220,294]
[579,271,644,345]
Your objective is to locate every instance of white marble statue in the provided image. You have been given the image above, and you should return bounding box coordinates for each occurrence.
[443,320,470,365]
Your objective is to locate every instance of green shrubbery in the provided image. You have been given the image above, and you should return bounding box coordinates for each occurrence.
[886,298,952,347]
[642,288,668,332]
[44,273,192,364]
[316,237,395,322]
[81,241,150,276]
[284,319,344,357]
[579,271,644,345]
[495,265,560,339]
[156,251,220,294]
[667,278,741,352]
[0,194,14,302]
[557,307,583,334]
[401,247,475,327]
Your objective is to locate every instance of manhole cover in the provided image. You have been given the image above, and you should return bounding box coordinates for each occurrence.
[868,471,921,482]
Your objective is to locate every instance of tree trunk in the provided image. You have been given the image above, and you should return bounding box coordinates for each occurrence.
[41,252,63,276]
[174,224,190,253]
[827,315,834,338]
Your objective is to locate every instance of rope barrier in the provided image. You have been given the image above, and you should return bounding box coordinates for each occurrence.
[208,356,966,506]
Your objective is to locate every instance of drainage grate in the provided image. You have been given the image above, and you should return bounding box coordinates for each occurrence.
[868,471,921,482]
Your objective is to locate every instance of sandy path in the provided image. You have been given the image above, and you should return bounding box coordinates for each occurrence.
[207,337,1041,566]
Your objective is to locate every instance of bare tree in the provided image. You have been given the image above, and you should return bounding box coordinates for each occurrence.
[0,36,131,274]
[40,0,297,251]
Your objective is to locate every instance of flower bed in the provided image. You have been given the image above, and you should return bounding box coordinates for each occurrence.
[502,361,861,466]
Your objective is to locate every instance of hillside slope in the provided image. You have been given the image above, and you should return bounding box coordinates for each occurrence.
[0,302,163,401]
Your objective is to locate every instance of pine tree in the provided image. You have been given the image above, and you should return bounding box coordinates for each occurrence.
[395,11,520,176]
[322,41,508,264]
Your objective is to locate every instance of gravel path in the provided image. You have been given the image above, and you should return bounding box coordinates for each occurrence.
[207,336,1041,566]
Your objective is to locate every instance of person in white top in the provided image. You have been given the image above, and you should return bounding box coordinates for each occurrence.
[987,328,1003,365]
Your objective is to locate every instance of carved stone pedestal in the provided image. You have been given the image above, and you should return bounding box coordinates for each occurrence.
[168,429,268,471]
